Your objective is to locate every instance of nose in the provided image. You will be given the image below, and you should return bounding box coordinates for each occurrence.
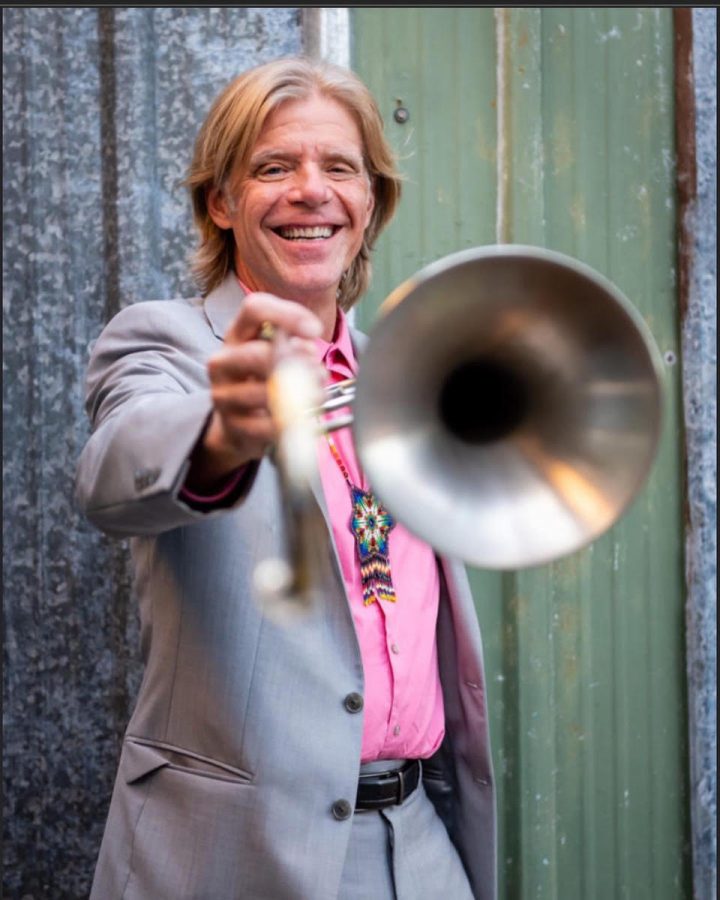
[287,164,331,206]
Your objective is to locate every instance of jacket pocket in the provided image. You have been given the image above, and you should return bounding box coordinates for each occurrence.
[123,737,254,786]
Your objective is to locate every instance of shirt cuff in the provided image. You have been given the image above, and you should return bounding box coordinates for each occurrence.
[179,466,249,510]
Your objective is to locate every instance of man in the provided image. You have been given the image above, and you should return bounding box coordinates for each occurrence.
[76,56,496,900]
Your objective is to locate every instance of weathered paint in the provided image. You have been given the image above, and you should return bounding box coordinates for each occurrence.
[352,8,691,899]
[2,8,302,896]
[352,7,499,324]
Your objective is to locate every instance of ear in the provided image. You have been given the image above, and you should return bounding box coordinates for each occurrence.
[207,187,234,230]
[364,182,375,228]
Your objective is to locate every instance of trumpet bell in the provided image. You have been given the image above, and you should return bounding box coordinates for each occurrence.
[352,245,664,570]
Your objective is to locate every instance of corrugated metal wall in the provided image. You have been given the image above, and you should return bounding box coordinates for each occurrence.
[2,8,302,896]
[680,9,718,899]
[352,8,691,899]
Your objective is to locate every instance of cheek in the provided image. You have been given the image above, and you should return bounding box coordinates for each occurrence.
[234,191,274,231]
[231,200,266,249]
[347,191,372,236]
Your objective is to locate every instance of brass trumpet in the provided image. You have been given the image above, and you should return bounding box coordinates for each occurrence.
[255,244,665,608]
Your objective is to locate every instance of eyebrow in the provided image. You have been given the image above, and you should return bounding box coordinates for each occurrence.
[249,150,294,168]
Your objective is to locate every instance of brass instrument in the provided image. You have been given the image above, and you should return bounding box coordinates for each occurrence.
[254,244,664,611]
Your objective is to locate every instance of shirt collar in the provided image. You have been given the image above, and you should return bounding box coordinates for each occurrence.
[315,308,357,378]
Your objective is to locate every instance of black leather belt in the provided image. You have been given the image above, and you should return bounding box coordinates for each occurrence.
[355,759,421,811]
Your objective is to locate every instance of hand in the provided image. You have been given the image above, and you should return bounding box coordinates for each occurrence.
[187,292,324,490]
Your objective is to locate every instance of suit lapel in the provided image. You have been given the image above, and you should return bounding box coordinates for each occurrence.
[349,324,368,358]
[203,273,246,340]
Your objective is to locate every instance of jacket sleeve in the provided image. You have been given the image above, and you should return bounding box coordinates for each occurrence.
[74,300,259,537]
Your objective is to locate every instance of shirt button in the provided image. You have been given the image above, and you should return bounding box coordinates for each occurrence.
[344,692,364,713]
[332,799,353,820]
[393,725,401,736]
[390,643,400,654]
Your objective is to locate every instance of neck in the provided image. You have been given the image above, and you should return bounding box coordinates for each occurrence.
[315,299,340,342]
[276,285,339,340]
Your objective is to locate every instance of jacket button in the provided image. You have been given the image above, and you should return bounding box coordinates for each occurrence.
[134,468,160,492]
[332,799,352,820]
[344,692,364,713]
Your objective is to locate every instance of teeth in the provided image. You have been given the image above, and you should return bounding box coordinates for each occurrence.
[277,225,334,240]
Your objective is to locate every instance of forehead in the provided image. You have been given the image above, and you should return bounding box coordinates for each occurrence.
[251,93,365,157]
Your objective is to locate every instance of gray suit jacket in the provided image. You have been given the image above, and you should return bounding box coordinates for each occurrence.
[75,274,497,900]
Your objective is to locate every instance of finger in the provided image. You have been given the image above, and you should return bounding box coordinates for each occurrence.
[210,380,269,411]
[227,415,277,453]
[211,394,277,447]
[286,338,331,388]
[220,410,276,444]
[226,292,323,343]
[212,412,277,460]
[286,336,322,359]
[207,342,274,384]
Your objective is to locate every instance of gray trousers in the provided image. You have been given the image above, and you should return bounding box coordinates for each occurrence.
[338,779,474,900]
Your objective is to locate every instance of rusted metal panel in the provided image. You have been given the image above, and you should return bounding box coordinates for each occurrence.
[674,8,718,900]
[2,8,303,896]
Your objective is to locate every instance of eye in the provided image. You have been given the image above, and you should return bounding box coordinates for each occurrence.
[255,163,289,180]
[326,162,363,181]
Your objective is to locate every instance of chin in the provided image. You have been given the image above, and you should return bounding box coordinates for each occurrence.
[283,274,341,300]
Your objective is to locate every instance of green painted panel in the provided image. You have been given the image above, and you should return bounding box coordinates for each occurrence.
[352,8,690,900]
[351,7,498,332]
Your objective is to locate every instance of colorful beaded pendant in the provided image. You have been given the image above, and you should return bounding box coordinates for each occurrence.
[326,434,397,605]
[349,485,397,605]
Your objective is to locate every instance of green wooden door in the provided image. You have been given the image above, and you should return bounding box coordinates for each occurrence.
[352,8,690,899]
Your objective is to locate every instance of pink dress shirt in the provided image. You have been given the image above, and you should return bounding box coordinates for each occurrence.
[316,311,446,762]
[182,304,446,763]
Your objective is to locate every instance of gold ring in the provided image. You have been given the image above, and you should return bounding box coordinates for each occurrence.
[258,321,276,342]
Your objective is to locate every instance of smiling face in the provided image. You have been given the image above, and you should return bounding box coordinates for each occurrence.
[209,92,375,327]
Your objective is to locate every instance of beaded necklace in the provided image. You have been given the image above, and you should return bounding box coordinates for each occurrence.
[324,431,397,606]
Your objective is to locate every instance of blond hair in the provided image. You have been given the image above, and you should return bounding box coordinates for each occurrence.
[184,56,402,309]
